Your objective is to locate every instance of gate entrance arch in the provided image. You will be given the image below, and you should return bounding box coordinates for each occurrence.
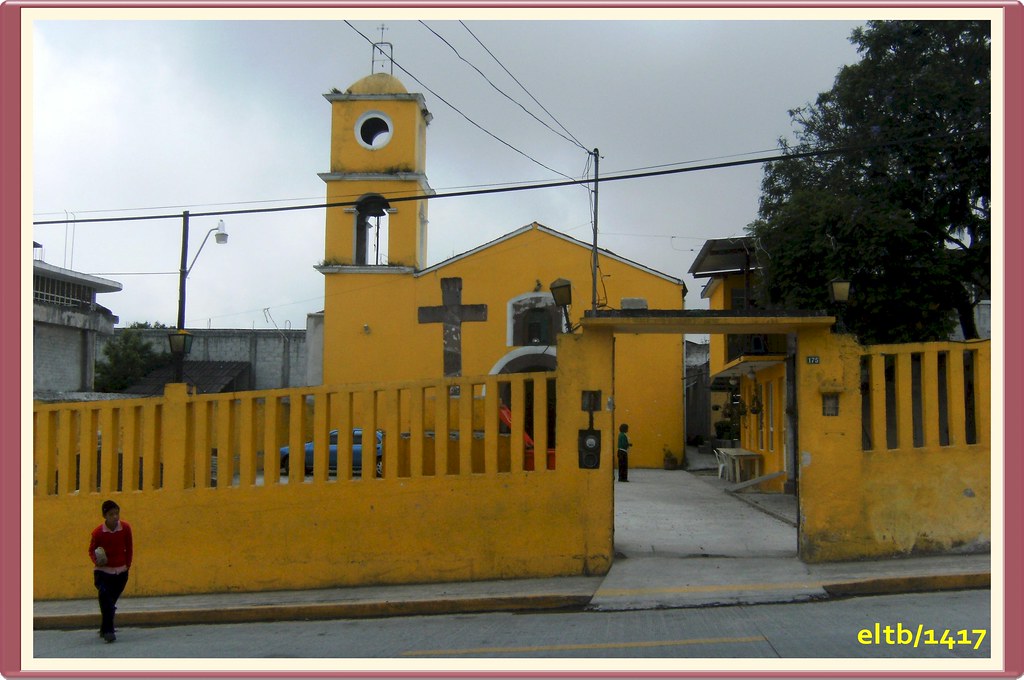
[580,309,835,559]
[577,309,990,563]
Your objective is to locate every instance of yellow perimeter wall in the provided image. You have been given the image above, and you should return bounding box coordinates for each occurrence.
[33,330,615,600]
[795,329,991,562]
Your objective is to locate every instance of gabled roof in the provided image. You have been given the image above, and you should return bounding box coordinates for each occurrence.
[418,222,686,290]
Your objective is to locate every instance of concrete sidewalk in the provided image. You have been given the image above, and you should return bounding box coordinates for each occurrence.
[592,466,988,611]
[34,467,990,630]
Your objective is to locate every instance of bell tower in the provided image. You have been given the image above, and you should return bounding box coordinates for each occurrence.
[319,72,432,269]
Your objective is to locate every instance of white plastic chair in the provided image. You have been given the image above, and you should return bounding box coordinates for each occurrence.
[713,447,728,479]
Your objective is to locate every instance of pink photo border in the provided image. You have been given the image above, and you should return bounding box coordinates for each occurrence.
[2,2,1019,676]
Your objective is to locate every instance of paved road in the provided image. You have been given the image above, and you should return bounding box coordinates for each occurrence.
[33,590,990,663]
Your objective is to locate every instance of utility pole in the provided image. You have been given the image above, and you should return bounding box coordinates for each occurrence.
[591,148,599,312]
[174,210,190,383]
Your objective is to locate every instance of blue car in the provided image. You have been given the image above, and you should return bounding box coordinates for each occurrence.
[279,429,382,477]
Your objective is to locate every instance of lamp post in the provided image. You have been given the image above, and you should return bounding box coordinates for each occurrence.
[168,328,194,366]
[550,278,573,333]
[170,211,228,383]
[829,277,851,334]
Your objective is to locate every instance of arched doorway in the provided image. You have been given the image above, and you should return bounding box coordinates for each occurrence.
[490,347,557,470]
[489,346,557,375]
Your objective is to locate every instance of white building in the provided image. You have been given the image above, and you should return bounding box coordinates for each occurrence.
[32,242,121,396]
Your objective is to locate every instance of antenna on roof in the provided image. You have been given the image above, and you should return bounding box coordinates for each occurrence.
[371,24,393,75]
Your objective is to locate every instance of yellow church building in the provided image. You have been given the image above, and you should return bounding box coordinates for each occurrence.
[315,70,688,469]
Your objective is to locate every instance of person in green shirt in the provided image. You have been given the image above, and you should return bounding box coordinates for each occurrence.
[617,423,632,482]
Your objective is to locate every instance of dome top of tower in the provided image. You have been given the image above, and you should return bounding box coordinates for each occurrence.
[346,73,408,95]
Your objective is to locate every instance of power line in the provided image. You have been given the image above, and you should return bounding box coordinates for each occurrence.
[90,271,178,276]
[33,196,326,218]
[33,128,986,228]
[613,147,787,177]
[32,175,548,220]
[419,21,586,152]
[344,20,576,183]
[28,148,802,220]
[461,21,587,151]
[601,232,707,240]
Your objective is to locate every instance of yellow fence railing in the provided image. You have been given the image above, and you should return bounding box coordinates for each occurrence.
[34,372,559,496]
[858,341,990,454]
[34,362,622,599]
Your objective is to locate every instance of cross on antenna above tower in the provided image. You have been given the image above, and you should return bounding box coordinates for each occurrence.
[371,23,394,75]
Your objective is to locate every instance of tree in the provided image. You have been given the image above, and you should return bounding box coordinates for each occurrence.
[749,20,990,344]
[94,322,171,392]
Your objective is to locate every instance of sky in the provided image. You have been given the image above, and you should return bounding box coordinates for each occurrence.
[29,10,879,331]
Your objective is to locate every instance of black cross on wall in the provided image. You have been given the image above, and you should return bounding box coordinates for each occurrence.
[417,277,488,377]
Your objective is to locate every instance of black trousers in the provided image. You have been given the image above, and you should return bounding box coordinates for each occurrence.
[617,450,628,481]
[94,570,129,634]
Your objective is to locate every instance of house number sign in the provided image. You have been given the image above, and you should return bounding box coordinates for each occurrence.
[806,356,821,364]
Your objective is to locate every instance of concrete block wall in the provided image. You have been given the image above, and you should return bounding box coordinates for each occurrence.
[33,323,89,392]
[33,302,117,393]
[96,328,310,390]
[305,313,324,387]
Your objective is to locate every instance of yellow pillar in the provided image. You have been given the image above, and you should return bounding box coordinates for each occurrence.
[161,383,190,490]
[556,328,615,473]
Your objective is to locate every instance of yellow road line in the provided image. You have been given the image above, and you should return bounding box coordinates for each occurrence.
[596,581,826,597]
[403,635,765,657]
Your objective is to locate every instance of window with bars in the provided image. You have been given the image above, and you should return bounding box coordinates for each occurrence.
[822,393,840,417]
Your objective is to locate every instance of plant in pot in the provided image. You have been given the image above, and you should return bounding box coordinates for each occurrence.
[714,419,740,446]
[663,447,681,470]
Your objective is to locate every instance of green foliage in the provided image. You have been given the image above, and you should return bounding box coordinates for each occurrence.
[125,321,169,330]
[714,419,740,441]
[750,20,990,344]
[94,324,171,392]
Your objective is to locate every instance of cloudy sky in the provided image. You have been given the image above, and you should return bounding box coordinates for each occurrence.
[30,9,894,330]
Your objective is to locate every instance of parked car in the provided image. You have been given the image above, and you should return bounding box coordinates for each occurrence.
[279,429,383,477]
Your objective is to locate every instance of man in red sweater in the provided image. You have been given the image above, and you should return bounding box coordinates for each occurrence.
[88,500,133,643]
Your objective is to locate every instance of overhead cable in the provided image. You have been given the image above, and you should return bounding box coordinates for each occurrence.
[30,148,800,219]
[459,21,588,152]
[344,20,576,183]
[419,21,586,152]
[33,128,986,227]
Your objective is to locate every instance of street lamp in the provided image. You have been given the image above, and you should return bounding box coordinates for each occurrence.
[550,278,573,332]
[829,277,851,334]
[829,278,851,304]
[170,211,228,382]
[168,328,194,357]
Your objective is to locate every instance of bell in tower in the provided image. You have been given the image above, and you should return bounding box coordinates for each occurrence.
[354,195,389,266]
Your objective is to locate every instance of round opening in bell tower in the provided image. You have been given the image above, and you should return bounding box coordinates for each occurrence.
[355,110,393,150]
